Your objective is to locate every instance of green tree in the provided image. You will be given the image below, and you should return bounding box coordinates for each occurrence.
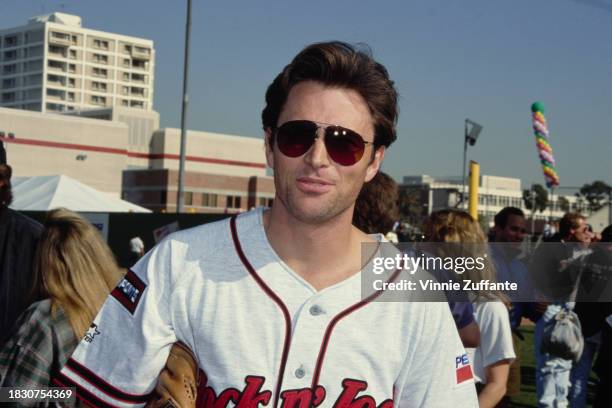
[577,181,612,212]
[398,187,426,226]
[523,184,548,213]
[558,196,570,212]
[573,194,586,212]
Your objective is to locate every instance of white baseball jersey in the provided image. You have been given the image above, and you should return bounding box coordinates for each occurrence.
[57,208,478,407]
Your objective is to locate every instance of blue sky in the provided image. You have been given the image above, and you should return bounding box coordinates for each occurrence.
[1,0,610,190]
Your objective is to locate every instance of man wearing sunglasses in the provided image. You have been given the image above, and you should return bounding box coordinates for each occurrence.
[58,41,477,407]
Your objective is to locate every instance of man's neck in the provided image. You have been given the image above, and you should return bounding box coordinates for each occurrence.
[263,205,375,291]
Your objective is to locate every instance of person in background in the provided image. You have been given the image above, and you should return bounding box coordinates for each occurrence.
[0,141,43,346]
[531,212,592,408]
[352,171,399,242]
[422,210,482,348]
[0,208,124,390]
[425,209,515,408]
[570,224,612,407]
[490,207,538,404]
[129,235,146,265]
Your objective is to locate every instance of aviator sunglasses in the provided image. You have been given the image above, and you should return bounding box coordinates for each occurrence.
[274,120,374,166]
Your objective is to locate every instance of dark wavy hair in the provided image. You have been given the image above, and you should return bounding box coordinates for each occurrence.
[262,41,398,148]
[494,206,525,228]
[353,172,399,234]
[0,164,13,207]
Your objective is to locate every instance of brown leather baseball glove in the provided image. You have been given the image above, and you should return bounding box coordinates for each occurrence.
[147,342,199,408]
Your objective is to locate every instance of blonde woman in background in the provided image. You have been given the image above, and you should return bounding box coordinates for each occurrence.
[423,209,515,408]
[0,208,124,390]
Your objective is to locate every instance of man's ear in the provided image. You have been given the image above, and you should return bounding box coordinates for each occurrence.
[264,128,274,169]
[365,146,385,182]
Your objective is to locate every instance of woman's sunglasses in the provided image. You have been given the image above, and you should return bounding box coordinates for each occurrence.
[273,120,374,166]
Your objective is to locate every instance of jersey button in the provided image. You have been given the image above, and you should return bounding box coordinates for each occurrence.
[295,366,305,378]
[309,305,324,316]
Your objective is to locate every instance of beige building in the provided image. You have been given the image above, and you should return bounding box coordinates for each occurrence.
[121,127,273,213]
[1,107,128,194]
[0,12,154,114]
[0,106,274,212]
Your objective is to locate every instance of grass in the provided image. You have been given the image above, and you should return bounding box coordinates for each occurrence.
[508,325,597,407]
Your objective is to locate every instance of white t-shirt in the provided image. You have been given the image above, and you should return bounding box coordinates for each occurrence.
[467,301,516,384]
[58,208,478,407]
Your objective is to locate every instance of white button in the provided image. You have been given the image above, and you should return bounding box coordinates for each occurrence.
[295,366,305,378]
[309,305,324,316]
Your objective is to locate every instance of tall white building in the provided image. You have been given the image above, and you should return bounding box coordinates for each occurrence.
[0,12,155,113]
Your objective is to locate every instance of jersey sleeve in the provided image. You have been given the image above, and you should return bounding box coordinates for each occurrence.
[55,237,181,408]
[477,302,516,370]
[395,302,479,407]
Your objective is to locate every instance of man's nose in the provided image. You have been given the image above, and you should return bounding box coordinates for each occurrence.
[304,131,330,168]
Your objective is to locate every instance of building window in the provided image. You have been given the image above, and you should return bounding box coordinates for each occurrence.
[132,59,147,69]
[48,45,65,55]
[227,195,242,209]
[67,92,75,102]
[121,99,129,106]
[132,73,146,83]
[51,31,70,41]
[2,78,16,89]
[202,193,218,207]
[68,78,76,88]
[123,58,130,67]
[184,192,193,206]
[91,81,107,91]
[68,63,77,73]
[91,95,106,105]
[92,67,108,77]
[131,87,145,96]
[2,64,17,74]
[4,35,17,47]
[92,53,108,64]
[3,50,17,60]
[121,86,129,94]
[124,44,132,53]
[45,102,65,111]
[46,74,65,85]
[93,39,109,50]
[130,100,144,108]
[122,72,130,81]
[46,88,64,98]
[48,59,65,69]
[69,49,77,59]
[1,92,16,102]
[134,46,150,55]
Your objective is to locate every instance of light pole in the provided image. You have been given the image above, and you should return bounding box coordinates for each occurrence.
[462,119,483,209]
[177,0,192,213]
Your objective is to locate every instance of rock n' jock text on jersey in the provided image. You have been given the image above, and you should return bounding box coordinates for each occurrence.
[197,374,394,408]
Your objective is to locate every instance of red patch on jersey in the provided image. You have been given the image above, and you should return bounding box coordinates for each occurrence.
[455,353,473,384]
[111,269,146,315]
[456,365,473,384]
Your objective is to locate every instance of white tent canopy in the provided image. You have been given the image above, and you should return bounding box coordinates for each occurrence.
[11,175,151,213]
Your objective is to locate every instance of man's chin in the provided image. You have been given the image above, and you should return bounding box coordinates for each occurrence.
[287,201,346,225]
[290,209,337,225]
